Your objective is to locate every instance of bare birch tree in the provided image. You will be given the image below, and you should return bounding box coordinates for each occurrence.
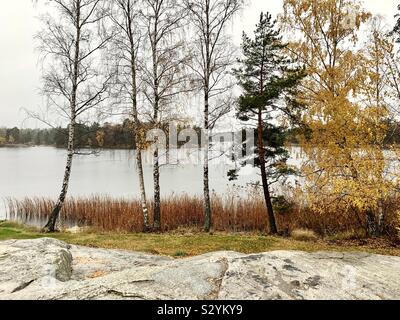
[141,0,191,231]
[183,0,243,232]
[36,0,113,232]
[109,0,150,230]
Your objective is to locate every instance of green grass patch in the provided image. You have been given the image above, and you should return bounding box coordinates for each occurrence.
[0,221,399,257]
[174,251,189,257]
[0,222,43,241]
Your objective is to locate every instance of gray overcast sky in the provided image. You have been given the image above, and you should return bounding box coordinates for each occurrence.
[0,0,398,128]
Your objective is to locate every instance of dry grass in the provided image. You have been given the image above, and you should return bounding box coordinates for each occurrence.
[326,230,368,241]
[1,221,399,257]
[291,229,319,242]
[276,197,400,240]
[5,195,270,233]
[4,194,400,239]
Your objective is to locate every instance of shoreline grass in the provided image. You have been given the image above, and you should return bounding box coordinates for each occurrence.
[5,195,400,239]
[1,221,399,258]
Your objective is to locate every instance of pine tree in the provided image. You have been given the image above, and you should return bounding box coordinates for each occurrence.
[231,12,305,235]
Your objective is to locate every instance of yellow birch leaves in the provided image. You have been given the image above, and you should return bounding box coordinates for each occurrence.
[282,0,392,219]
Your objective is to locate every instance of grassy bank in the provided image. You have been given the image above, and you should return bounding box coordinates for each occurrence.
[1,221,399,257]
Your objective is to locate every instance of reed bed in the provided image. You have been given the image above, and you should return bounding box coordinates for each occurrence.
[4,194,400,238]
[5,195,269,233]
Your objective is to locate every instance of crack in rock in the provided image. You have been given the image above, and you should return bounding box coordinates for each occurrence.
[208,258,229,300]
[11,280,35,293]
[105,289,148,300]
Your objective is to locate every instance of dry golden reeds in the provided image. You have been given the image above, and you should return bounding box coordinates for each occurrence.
[4,193,400,238]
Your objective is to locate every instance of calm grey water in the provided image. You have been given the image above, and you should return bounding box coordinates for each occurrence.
[0,146,307,220]
[0,146,265,212]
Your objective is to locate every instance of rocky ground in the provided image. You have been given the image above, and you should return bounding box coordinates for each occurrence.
[0,238,399,300]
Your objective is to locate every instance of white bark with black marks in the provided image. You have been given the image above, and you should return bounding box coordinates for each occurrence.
[110,0,150,230]
[142,0,192,231]
[37,0,112,232]
[184,0,243,232]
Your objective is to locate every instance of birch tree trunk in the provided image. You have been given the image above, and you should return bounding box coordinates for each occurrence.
[111,0,150,230]
[184,0,242,232]
[132,90,150,231]
[128,6,150,230]
[203,91,212,232]
[203,1,212,233]
[43,2,81,233]
[153,148,161,230]
[142,0,191,231]
[136,146,150,230]
[38,0,112,232]
[43,119,76,232]
[151,20,161,231]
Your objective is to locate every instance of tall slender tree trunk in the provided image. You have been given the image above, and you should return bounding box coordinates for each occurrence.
[43,2,81,233]
[153,148,161,230]
[152,123,161,230]
[128,14,150,231]
[136,148,150,230]
[151,22,161,231]
[258,108,278,235]
[203,90,212,232]
[203,1,212,233]
[132,96,149,231]
[43,120,75,232]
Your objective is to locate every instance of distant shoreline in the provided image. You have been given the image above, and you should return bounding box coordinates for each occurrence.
[0,143,303,151]
[0,144,30,148]
[0,144,134,150]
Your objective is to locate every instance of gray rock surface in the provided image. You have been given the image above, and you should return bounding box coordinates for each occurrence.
[0,238,72,295]
[0,238,399,300]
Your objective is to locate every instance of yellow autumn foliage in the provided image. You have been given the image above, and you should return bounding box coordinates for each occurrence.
[282,0,393,222]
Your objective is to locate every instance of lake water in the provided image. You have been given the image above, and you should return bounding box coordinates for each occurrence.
[0,146,306,219]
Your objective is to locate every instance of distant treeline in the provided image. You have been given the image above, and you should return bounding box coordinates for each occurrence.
[1,120,400,149]
[0,121,135,149]
[0,120,204,149]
